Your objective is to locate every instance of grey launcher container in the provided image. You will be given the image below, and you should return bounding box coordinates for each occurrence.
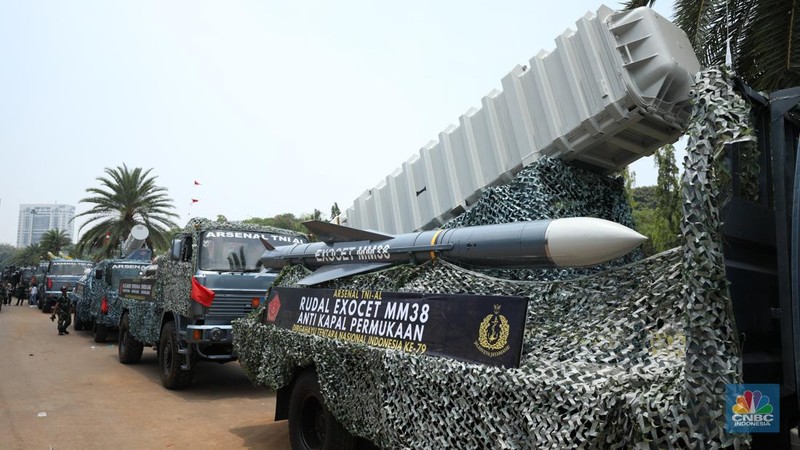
[344,5,700,234]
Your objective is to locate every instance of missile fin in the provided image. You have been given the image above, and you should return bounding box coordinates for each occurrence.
[303,220,393,244]
[297,262,392,286]
[259,237,275,251]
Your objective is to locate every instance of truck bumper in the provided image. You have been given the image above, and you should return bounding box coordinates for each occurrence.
[186,324,234,345]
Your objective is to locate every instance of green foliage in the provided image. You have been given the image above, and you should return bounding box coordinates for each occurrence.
[654,144,681,246]
[0,243,18,268]
[243,213,307,234]
[632,185,657,209]
[11,243,47,266]
[626,145,682,255]
[75,164,179,260]
[330,202,341,220]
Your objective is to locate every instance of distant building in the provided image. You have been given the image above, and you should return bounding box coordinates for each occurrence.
[17,204,76,248]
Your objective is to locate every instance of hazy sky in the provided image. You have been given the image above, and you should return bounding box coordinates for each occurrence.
[0,1,676,247]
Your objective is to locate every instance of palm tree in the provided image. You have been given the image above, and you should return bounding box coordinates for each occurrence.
[623,0,800,91]
[75,164,179,259]
[11,243,45,266]
[39,229,71,256]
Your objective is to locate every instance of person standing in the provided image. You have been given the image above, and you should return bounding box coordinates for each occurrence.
[15,281,27,306]
[50,286,72,335]
[29,284,38,307]
[3,283,11,305]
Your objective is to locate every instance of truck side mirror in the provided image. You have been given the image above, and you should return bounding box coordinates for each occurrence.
[170,239,182,261]
[95,270,103,280]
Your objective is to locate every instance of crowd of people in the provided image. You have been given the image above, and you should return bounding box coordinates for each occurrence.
[0,267,38,308]
[0,266,71,335]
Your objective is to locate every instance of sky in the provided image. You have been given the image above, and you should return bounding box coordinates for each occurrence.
[0,1,677,247]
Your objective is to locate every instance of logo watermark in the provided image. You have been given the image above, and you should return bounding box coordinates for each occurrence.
[726,384,779,433]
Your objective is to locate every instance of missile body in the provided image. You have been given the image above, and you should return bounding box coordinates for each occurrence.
[260,218,646,286]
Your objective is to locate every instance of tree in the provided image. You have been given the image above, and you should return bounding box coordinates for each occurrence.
[654,144,681,248]
[74,164,179,259]
[244,213,307,234]
[0,243,17,268]
[11,243,45,266]
[330,202,341,221]
[625,145,682,255]
[623,0,800,92]
[39,229,71,256]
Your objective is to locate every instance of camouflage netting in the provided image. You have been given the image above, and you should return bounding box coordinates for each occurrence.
[72,287,96,326]
[233,67,750,448]
[121,298,161,345]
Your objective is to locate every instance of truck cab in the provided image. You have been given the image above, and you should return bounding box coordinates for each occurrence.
[116,218,307,389]
[42,259,94,313]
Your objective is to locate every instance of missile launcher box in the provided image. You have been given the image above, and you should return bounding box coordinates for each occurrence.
[344,4,700,235]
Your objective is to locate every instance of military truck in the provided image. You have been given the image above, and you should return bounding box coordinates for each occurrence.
[115,218,307,389]
[232,5,800,448]
[41,259,94,313]
[73,257,151,342]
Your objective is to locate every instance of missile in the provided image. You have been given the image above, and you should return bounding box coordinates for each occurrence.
[260,218,647,286]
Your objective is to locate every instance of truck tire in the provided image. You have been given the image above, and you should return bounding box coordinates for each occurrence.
[158,321,193,390]
[74,309,84,331]
[289,369,355,450]
[118,313,144,364]
[94,323,108,343]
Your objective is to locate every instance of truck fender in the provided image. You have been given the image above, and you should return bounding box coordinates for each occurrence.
[275,365,308,421]
[159,311,180,334]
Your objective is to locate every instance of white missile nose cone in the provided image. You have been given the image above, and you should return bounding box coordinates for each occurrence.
[545,217,647,267]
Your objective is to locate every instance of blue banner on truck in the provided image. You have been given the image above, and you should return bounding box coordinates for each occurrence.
[264,287,528,368]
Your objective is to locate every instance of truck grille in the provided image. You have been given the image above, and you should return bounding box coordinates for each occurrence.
[207,290,259,317]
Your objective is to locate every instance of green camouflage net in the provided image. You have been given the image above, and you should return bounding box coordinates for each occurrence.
[234,67,749,449]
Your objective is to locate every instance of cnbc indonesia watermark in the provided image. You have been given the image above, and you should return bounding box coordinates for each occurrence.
[726,384,779,433]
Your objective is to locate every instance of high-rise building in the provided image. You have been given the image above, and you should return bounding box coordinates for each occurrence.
[16,204,76,248]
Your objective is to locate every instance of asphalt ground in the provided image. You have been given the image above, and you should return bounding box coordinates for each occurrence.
[0,298,291,450]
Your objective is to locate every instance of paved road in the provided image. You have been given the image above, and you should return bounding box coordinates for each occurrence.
[0,301,291,450]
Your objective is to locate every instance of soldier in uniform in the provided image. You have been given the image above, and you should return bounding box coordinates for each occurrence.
[50,286,72,335]
[15,280,27,306]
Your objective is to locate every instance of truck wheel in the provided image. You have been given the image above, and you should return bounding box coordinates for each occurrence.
[118,313,144,364]
[159,321,193,389]
[95,323,108,343]
[289,369,355,450]
[74,309,84,331]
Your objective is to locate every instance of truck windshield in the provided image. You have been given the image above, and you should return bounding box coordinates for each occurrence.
[199,230,302,271]
[110,264,148,286]
[49,262,93,276]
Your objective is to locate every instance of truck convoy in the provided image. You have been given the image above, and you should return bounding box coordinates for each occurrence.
[114,218,307,389]
[231,5,800,450]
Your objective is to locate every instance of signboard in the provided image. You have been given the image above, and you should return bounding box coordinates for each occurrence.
[118,278,156,301]
[264,287,528,368]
